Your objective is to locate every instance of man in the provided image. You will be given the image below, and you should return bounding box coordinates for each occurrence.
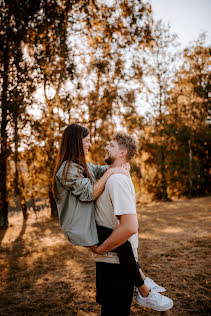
[91,132,173,315]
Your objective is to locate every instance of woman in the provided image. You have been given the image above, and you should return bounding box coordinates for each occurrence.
[52,124,129,246]
[52,124,166,303]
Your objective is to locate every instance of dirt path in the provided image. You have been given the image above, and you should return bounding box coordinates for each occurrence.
[0,197,210,315]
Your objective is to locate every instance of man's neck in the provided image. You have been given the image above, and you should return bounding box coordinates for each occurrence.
[109,159,127,168]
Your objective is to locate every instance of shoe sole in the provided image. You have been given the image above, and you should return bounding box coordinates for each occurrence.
[135,299,173,311]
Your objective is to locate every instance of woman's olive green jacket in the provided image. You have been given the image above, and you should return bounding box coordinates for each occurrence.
[55,161,107,246]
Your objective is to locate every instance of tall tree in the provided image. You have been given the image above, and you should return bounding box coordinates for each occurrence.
[140,20,179,200]
[10,45,36,219]
[0,0,41,227]
[27,0,75,216]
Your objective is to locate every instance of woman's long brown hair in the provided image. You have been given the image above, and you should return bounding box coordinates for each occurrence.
[52,124,93,198]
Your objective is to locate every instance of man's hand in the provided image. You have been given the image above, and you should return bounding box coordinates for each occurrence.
[91,214,138,254]
[89,245,105,255]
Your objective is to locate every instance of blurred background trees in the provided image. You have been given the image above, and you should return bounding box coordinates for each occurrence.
[0,0,210,227]
[167,36,211,198]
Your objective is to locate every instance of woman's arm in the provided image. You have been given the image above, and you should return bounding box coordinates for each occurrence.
[58,163,129,202]
[93,167,129,199]
[89,163,108,180]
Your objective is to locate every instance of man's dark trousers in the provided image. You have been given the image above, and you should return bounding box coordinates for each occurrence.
[96,261,134,316]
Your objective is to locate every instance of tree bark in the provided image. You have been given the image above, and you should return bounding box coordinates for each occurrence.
[188,138,193,198]
[18,164,28,220]
[20,197,28,220]
[14,116,20,195]
[31,196,38,216]
[0,53,9,227]
[160,147,169,201]
[49,107,58,217]
[49,190,57,217]
[159,85,169,201]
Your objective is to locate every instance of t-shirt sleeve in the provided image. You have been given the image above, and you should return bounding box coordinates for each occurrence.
[107,175,136,216]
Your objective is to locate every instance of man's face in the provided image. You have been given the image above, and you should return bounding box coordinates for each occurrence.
[104,140,123,165]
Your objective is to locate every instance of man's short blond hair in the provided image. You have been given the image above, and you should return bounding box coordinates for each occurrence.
[112,132,137,161]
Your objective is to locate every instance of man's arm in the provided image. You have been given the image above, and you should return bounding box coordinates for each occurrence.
[91,214,138,255]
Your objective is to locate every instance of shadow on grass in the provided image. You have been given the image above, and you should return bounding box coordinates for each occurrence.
[0,215,99,316]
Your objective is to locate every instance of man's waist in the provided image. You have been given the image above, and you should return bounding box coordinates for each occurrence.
[92,252,120,264]
[92,247,138,263]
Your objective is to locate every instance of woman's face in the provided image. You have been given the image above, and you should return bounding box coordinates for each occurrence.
[82,134,91,155]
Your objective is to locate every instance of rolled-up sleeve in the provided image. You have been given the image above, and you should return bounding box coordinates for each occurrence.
[59,165,94,202]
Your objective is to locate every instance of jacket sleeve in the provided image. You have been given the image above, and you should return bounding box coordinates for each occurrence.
[89,163,108,180]
[58,164,94,202]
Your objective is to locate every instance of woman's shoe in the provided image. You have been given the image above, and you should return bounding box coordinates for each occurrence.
[136,289,173,311]
[144,277,166,293]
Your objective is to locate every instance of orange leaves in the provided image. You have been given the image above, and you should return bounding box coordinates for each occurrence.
[118,22,123,28]
[96,35,101,43]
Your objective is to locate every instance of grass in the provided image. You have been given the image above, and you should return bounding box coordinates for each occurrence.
[0,196,210,315]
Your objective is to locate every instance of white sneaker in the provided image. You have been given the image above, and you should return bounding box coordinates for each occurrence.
[144,277,166,293]
[136,289,173,311]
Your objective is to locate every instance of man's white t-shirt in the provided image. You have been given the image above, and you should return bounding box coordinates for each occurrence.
[93,173,139,264]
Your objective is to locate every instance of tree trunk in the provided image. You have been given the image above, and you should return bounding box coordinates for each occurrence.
[158,88,169,201]
[49,107,58,217]
[159,83,168,201]
[49,189,57,217]
[44,79,57,218]
[0,53,9,227]
[14,116,20,195]
[17,162,28,220]
[188,138,193,198]
[20,197,28,220]
[160,147,169,201]
[31,196,38,215]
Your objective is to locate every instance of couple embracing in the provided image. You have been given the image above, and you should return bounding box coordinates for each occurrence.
[52,124,173,316]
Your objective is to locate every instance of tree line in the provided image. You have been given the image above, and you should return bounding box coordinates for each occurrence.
[0,0,210,227]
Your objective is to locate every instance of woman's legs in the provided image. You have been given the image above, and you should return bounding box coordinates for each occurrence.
[96,225,149,294]
[137,262,147,280]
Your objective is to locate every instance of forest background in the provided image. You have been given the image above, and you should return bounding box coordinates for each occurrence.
[0,0,211,226]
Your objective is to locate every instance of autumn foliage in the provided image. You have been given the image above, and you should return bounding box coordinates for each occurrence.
[0,0,210,226]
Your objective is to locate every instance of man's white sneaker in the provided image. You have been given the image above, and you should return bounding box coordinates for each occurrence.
[136,289,173,311]
[144,277,166,293]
